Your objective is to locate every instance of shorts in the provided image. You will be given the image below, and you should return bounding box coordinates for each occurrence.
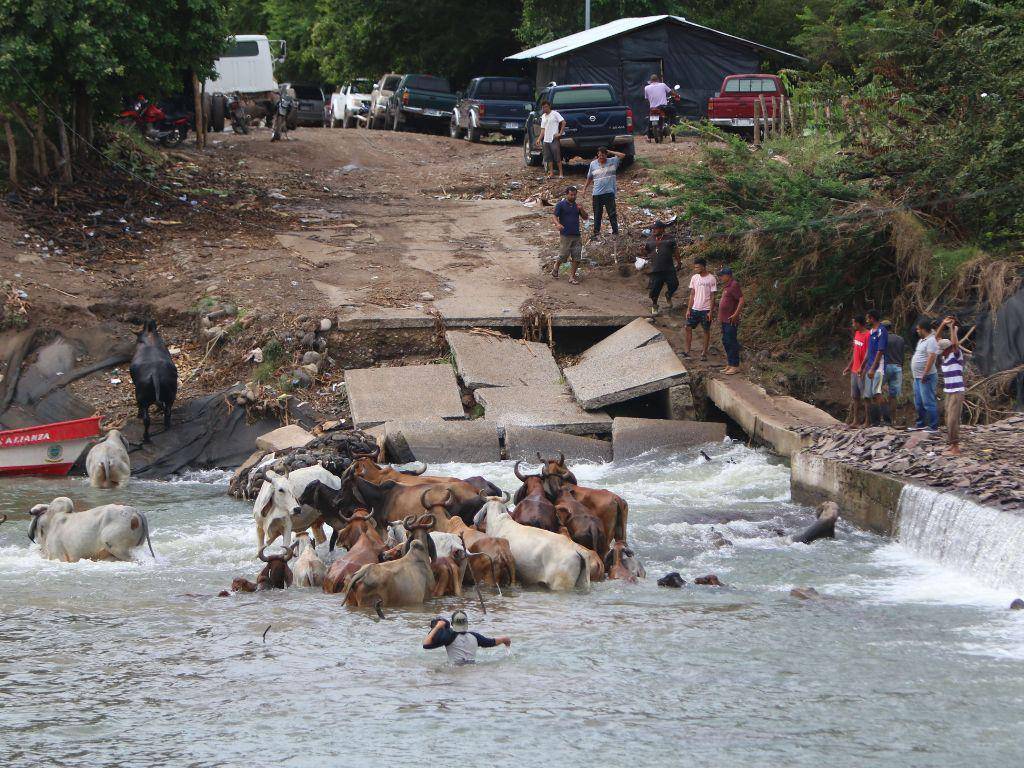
[558,235,582,262]
[543,140,561,164]
[850,372,866,399]
[686,309,710,330]
[884,364,903,398]
[864,367,884,398]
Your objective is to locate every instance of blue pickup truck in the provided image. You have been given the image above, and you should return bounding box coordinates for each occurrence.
[523,83,635,167]
[450,76,534,142]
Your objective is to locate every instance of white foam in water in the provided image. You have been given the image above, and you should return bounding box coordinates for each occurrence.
[897,484,1024,593]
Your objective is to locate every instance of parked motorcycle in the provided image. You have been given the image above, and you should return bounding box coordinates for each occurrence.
[227,95,250,135]
[118,95,191,147]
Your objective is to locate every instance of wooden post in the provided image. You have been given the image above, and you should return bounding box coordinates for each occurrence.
[192,71,206,149]
[752,99,760,146]
[787,99,796,136]
[757,94,768,143]
[779,96,787,137]
[1,113,17,184]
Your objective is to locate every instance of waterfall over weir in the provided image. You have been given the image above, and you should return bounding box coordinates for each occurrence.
[898,483,1024,592]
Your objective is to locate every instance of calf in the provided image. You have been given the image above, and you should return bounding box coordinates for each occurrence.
[252,470,302,554]
[233,545,295,591]
[85,430,131,489]
[542,473,629,545]
[322,511,385,594]
[604,541,645,582]
[129,320,178,442]
[290,533,326,588]
[445,517,514,588]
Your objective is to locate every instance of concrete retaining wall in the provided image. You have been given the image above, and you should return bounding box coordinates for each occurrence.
[790,450,905,536]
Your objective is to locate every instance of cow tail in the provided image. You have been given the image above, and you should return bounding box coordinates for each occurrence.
[615,498,629,543]
[141,513,156,559]
[574,551,590,590]
[339,565,368,606]
[102,456,112,486]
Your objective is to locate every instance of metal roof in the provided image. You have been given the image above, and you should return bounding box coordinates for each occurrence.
[506,15,804,62]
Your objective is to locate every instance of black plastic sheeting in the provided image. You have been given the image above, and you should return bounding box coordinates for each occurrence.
[973,287,1024,405]
[531,21,761,121]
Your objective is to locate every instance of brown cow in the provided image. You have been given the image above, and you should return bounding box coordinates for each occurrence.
[542,473,629,544]
[342,539,435,617]
[322,510,386,594]
[231,545,294,592]
[445,517,516,587]
[351,458,487,523]
[604,540,644,583]
[537,452,578,485]
[511,461,559,531]
[431,549,468,598]
[553,485,607,557]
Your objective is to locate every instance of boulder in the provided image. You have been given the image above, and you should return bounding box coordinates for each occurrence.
[255,424,314,452]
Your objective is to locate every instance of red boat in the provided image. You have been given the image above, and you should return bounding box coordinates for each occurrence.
[0,416,102,477]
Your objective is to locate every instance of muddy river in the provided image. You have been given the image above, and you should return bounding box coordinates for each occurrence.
[2,442,1022,767]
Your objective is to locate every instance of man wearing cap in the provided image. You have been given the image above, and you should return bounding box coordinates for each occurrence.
[644,220,680,316]
[423,610,511,665]
[936,316,966,454]
[552,185,588,284]
[717,267,744,374]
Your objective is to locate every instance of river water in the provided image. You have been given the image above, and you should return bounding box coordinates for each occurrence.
[2,441,1022,768]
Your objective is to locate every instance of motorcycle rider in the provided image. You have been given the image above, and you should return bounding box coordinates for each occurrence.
[271,85,295,142]
[644,74,674,141]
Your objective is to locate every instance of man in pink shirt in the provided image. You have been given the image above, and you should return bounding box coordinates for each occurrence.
[684,257,717,360]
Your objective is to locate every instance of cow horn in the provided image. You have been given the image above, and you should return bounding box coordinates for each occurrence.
[402,514,416,530]
[557,450,565,465]
[419,487,435,511]
[499,490,510,504]
[442,488,453,509]
[351,509,372,521]
[258,546,272,563]
[416,513,435,529]
[513,461,527,481]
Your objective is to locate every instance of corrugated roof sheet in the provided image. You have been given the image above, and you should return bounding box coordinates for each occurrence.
[506,15,804,61]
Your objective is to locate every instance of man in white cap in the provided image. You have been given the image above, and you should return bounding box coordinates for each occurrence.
[423,610,511,664]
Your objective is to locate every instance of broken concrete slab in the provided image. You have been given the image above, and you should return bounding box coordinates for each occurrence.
[446,330,561,390]
[504,426,612,464]
[564,339,688,410]
[612,417,726,461]
[475,385,612,436]
[255,424,314,452]
[384,419,501,463]
[345,364,466,428]
[668,383,697,420]
[578,317,664,365]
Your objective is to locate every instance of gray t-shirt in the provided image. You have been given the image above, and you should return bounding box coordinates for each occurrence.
[587,157,620,196]
[910,333,940,378]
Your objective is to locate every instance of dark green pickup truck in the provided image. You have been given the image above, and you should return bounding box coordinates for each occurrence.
[385,74,457,133]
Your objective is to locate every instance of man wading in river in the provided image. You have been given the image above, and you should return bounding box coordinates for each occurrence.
[423,610,511,665]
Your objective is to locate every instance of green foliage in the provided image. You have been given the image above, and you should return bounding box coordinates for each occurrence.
[264,0,320,82]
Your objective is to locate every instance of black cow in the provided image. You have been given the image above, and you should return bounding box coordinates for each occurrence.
[129,320,178,442]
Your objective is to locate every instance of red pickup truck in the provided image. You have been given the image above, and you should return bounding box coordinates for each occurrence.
[706,74,785,135]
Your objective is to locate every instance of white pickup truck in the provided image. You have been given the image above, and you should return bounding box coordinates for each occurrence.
[204,35,286,132]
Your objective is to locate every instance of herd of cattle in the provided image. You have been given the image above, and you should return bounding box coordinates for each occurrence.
[233,450,646,615]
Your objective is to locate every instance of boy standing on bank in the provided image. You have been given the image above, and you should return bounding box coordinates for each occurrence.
[683,258,717,361]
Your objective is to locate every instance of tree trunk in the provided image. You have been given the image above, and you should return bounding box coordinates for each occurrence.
[192,71,206,149]
[9,102,47,177]
[1,113,17,184]
[73,85,93,155]
[51,97,72,183]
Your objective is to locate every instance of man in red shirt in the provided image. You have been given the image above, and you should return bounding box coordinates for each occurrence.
[842,315,870,427]
[717,267,744,374]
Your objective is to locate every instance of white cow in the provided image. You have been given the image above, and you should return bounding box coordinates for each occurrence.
[383,521,466,559]
[253,463,340,545]
[253,470,302,553]
[28,497,154,562]
[290,532,326,588]
[473,496,590,591]
[85,430,131,488]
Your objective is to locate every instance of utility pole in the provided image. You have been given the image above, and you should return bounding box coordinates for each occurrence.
[585,0,591,30]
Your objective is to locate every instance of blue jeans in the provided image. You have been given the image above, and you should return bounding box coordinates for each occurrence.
[884,364,903,398]
[913,372,938,428]
[722,322,740,366]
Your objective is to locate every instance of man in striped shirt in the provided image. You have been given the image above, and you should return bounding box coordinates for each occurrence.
[937,316,965,455]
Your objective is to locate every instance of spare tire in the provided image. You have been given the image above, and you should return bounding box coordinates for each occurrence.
[210,95,226,134]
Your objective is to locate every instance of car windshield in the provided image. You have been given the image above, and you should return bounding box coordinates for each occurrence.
[550,87,616,107]
[475,79,533,99]
[406,75,452,93]
[382,76,401,91]
[293,85,323,100]
[723,78,778,94]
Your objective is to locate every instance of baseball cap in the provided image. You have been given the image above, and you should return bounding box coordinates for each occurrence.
[451,610,469,632]
[717,267,733,276]
[938,339,953,351]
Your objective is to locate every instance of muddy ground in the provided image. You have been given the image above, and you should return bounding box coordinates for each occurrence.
[1,123,852,433]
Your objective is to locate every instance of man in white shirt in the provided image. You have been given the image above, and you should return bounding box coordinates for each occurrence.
[536,100,565,178]
[644,74,672,109]
[423,610,511,665]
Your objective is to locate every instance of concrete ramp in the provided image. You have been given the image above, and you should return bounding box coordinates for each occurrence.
[446,330,561,390]
[345,364,466,428]
[564,320,688,409]
[706,377,838,458]
[476,385,612,436]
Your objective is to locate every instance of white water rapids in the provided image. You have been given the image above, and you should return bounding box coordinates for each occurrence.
[2,441,1023,767]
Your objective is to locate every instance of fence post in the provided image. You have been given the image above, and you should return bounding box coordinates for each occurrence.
[787,98,796,137]
[758,94,768,143]
[752,99,760,147]
[779,96,787,137]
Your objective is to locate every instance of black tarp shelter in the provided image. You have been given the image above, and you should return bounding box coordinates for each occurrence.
[506,15,804,119]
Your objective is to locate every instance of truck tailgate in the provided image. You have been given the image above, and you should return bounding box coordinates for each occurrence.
[560,107,629,146]
[409,91,456,111]
[479,99,530,120]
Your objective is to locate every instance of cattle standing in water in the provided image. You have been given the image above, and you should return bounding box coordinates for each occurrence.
[28,497,154,562]
[342,539,435,617]
[233,546,295,591]
[552,485,607,558]
[350,458,487,524]
[298,479,360,551]
[511,462,559,532]
[322,510,386,593]
[541,472,629,546]
[290,533,326,588]
[445,516,516,588]
[791,502,839,545]
[129,320,178,442]
[85,430,131,488]
[604,541,645,582]
[252,470,302,554]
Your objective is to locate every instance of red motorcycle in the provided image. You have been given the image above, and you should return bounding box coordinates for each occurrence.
[647,106,669,143]
[118,94,191,147]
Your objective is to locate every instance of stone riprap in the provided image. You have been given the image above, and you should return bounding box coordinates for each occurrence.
[612,417,726,461]
[504,426,612,463]
[344,364,466,428]
[384,419,501,463]
[445,330,561,390]
[475,385,612,436]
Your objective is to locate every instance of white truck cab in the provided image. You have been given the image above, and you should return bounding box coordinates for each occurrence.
[203,35,286,132]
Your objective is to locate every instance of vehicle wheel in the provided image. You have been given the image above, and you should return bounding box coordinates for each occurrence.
[450,118,464,139]
[523,133,541,167]
[210,96,226,134]
[343,112,354,129]
[467,124,480,142]
[201,93,213,132]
